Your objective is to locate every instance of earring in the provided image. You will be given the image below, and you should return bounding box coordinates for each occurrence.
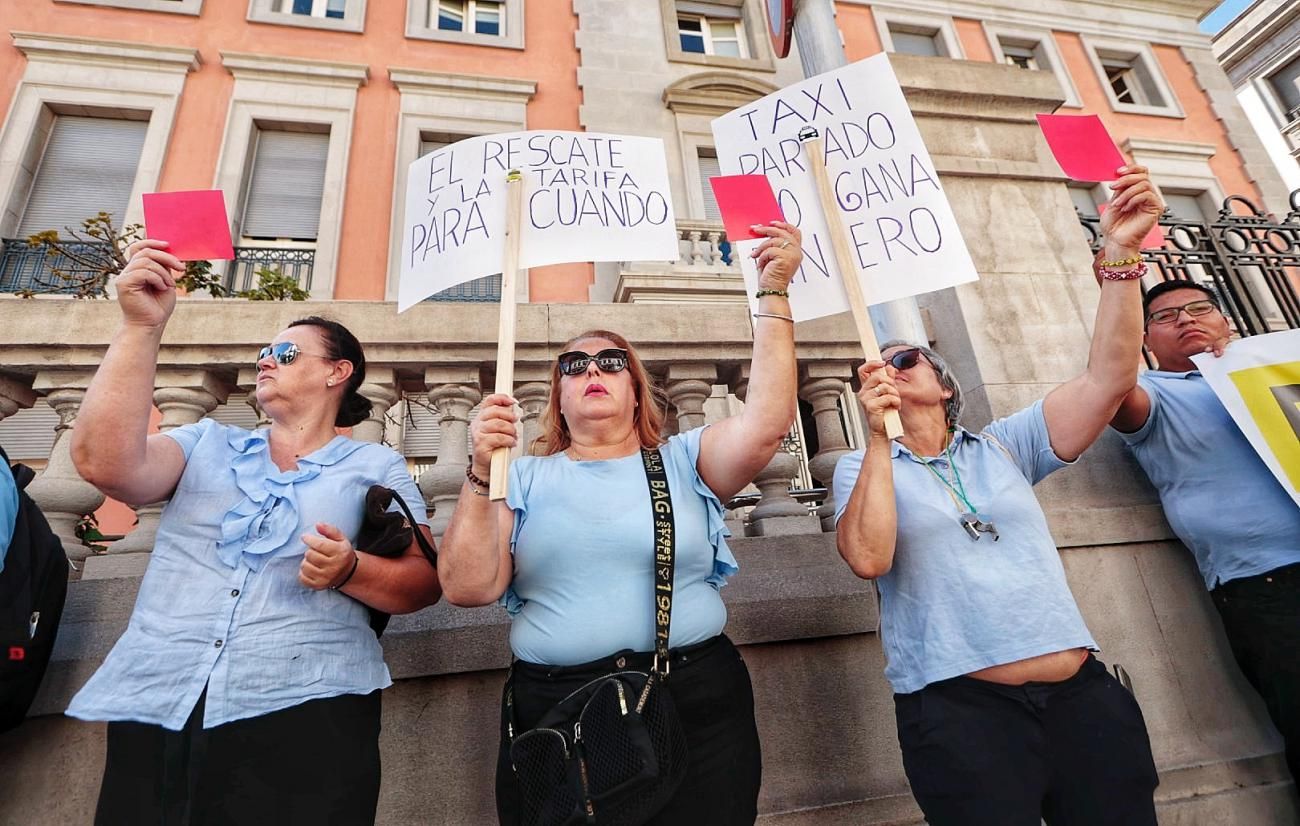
[327,380,335,387]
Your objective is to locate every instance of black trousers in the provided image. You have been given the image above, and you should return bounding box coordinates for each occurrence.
[895,654,1158,826]
[496,634,761,826]
[94,689,382,826]
[1211,561,1300,783]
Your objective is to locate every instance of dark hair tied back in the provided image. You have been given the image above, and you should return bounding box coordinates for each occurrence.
[287,316,373,428]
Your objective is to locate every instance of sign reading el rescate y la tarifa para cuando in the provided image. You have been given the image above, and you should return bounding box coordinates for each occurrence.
[398,131,680,311]
[711,54,978,322]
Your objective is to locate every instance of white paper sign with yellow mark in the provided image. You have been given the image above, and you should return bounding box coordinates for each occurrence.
[1192,328,1300,509]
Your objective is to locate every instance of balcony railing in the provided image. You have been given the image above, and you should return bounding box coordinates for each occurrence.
[0,238,112,296]
[427,274,502,302]
[226,246,316,292]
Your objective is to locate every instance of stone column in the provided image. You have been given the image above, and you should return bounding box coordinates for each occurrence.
[352,367,399,445]
[416,367,481,537]
[664,363,716,433]
[0,374,37,422]
[24,372,103,574]
[514,365,551,458]
[732,366,819,537]
[800,364,856,532]
[104,370,228,558]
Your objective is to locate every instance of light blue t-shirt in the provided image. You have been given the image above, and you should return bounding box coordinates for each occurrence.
[67,419,428,730]
[833,401,1096,695]
[0,461,17,574]
[503,426,738,666]
[1119,370,1300,589]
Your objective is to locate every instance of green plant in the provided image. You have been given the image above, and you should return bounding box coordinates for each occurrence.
[15,212,308,301]
[75,513,109,554]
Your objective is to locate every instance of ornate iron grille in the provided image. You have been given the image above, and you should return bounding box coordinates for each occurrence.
[226,246,316,292]
[1079,192,1300,337]
[0,239,111,295]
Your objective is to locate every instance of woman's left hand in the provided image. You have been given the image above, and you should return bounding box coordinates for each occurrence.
[300,522,358,590]
[750,221,803,292]
[1100,164,1163,254]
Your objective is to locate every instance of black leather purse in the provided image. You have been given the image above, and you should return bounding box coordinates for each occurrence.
[505,448,689,826]
[355,484,438,636]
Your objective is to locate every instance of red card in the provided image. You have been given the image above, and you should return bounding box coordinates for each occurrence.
[708,175,785,242]
[1098,202,1165,249]
[142,190,235,261]
[1036,114,1127,182]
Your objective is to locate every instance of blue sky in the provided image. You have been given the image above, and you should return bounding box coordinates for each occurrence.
[1199,0,1255,33]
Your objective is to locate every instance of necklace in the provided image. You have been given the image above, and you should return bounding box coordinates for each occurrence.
[916,432,1000,542]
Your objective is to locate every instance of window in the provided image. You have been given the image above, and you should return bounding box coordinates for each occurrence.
[678,15,748,58]
[1082,37,1181,117]
[406,0,522,48]
[985,27,1081,108]
[1068,184,1101,218]
[434,0,503,35]
[660,0,772,70]
[240,128,329,242]
[0,401,58,462]
[873,11,962,60]
[18,115,148,237]
[415,132,502,302]
[1002,44,1038,71]
[247,0,365,32]
[697,150,722,220]
[1266,54,1300,122]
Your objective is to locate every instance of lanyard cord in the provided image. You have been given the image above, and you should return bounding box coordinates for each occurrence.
[918,432,978,515]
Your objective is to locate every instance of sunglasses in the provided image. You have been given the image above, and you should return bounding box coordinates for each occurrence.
[557,348,630,377]
[885,348,927,371]
[1145,299,1218,327]
[256,342,331,367]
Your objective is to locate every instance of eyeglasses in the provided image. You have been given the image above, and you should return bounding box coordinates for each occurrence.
[557,348,630,377]
[256,342,331,367]
[885,348,926,371]
[1145,299,1218,327]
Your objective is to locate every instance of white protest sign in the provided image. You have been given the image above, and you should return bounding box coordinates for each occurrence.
[1191,329,1300,508]
[399,131,679,311]
[710,54,978,322]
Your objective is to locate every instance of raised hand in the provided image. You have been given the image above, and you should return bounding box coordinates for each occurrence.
[116,239,182,329]
[749,221,803,292]
[469,393,518,485]
[300,522,358,590]
[856,360,901,438]
[1101,165,1163,255]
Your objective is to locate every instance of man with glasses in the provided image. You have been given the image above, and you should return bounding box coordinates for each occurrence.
[1111,278,1300,785]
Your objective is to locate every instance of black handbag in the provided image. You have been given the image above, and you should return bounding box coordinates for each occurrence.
[505,448,689,826]
[355,484,438,636]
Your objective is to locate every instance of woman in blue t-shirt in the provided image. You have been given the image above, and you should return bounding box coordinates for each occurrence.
[833,166,1163,825]
[66,239,441,825]
[439,222,802,825]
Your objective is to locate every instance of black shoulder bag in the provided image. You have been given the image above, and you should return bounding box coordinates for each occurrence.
[354,484,438,636]
[505,448,689,826]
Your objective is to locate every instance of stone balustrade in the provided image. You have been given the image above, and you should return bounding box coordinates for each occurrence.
[0,297,866,564]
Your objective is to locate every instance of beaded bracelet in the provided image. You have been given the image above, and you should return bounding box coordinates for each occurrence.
[1099,261,1149,281]
[1099,255,1142,269]
[755,288,789,299]
[465,464,490,489]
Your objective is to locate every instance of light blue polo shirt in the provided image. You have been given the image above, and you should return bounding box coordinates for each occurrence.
[503,426,738,666]
[833,401,1096,695]
[1119,370,1300,589]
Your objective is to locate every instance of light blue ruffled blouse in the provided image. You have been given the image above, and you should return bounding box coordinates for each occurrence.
[503,426,738,666]
[67,418,428,731]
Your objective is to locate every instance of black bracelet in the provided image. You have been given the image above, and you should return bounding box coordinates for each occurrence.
[330,552,359,591]
[755,288,789,299]
[465,464,490,489]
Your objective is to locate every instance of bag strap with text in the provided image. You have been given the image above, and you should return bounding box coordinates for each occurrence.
[639,447,675,678]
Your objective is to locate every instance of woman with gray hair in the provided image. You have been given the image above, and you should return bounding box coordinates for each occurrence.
[832,165,1164,826]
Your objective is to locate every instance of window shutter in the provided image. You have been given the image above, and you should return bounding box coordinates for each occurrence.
[0,402,59,461]
[401,395,442,458]
[698,153,722,221]
[241,129,330,241]
[207,395,262,431]
[18,116,148,236]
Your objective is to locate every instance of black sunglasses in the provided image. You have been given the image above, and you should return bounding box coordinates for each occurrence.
[885,348,926,371]
[256,342,331,367]
[557,348,630,377]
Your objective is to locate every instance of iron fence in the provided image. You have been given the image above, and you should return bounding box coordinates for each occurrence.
[226,246,316,293]
[0,239,111,295]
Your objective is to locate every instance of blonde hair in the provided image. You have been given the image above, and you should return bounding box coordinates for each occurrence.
[532,329,667,456]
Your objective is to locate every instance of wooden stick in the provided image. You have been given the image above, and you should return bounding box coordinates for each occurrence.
[799,128,904,440]
[490,169,524,500]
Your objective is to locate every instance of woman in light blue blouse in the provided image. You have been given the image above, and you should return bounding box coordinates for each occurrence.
[439,221,803,825]
[833,166,1163,825]
[67,239,441,826]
